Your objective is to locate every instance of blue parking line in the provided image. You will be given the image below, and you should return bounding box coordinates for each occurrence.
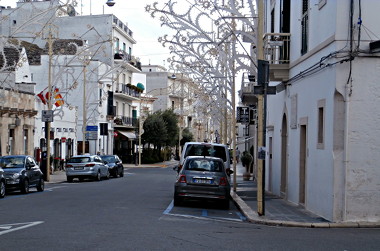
[236,212,247,221]
[163,200,174,215]
[202,209,208,217]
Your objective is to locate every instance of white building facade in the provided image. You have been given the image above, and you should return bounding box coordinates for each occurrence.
[263,0,380,222]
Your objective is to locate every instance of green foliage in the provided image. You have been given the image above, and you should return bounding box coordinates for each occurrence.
[142,111,168,147]
[180,127,194,146]
[161,109,179,147]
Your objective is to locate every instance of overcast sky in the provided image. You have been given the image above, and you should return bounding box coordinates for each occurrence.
[0,0,174,67]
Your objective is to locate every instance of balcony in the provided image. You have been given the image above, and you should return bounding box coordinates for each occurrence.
[113,115,137,128]
[240,81,258,105]
[113,16,133,38]
[263,33,290,82]
[114,84,141,100]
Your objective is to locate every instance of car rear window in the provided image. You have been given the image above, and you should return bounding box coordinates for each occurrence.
[185,159,224,172]
[184,144,227,161]
[67,157,91,163]
[101,156,116,162]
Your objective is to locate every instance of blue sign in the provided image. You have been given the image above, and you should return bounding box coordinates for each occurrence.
[86,126,98,132]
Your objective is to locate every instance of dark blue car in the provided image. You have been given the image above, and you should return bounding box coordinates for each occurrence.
[0,155,44,194]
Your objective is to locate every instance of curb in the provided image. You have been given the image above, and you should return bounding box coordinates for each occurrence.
[231,191,380,228]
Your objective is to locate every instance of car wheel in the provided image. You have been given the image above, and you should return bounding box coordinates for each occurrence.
[37,178,44,192]
[95,171,101,181]
[106,170,110,180]
[113,170,119,178]
[67,176,73,183]
[119,168,124,177]
[21,179,29,194]
[0,180,5,198]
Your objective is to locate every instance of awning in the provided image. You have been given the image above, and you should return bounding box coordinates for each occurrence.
[117,131,136,139]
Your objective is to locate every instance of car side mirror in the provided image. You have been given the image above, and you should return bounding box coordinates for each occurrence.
[26,162,35,169]
[227,169,234,176]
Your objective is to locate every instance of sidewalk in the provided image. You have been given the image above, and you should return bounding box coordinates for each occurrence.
[231,162,380,228]
[47,160,379,228]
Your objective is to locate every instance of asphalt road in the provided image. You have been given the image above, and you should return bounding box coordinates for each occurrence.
[0,166,379,251]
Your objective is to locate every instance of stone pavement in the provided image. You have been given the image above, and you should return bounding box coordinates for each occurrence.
[47,160,379,228]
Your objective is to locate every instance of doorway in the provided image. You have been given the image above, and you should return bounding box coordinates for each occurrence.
[280,114,288,197]
[299,124,307,205]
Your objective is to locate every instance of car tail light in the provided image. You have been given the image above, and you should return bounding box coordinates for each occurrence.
[178,175,187,183]
[85,163,95,167]
[66,164,73,168]
[219,177,227,186]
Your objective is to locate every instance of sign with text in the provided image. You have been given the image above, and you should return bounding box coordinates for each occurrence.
[237,106,250,123]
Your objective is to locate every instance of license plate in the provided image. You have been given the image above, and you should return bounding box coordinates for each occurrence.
[193,178,212,184]
[74,167,83,170]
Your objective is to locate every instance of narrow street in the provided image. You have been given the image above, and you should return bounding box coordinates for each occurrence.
[1,166,379,251]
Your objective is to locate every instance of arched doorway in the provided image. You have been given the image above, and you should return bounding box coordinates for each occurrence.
[280,114,288,197]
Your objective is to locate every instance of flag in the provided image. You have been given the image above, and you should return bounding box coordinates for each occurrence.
[37,91,47,105]
[38,87,64,107]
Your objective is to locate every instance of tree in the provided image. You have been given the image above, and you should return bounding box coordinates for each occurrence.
[180,127,194,146]
[142,112,168,148]
[161,109,179,147]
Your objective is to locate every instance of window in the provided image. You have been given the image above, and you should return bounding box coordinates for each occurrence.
[114,38,120,53]
[123,74,126,84]
[301,0,309,55]
[24,129,28,155]
[317,99,325,149]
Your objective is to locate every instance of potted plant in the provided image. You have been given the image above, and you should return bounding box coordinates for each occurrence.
[240,151,253,181]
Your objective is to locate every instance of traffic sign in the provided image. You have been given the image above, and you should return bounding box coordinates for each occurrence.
[42,110,53,122]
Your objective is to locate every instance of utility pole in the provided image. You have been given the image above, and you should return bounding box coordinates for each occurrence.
[82,65,87,154]
[256,0,265,216]
[44,26,56,182]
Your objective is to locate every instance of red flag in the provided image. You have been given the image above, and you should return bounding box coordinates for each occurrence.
[37,92,47,105]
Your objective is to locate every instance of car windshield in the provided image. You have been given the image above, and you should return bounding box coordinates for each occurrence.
[185,159,224,172]
[184,145,227,161]
[101,156,116,163]
[0,156,25,169]
[67,157,91,163]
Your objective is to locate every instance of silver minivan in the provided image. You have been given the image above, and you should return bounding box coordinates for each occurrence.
[179,142,231,172]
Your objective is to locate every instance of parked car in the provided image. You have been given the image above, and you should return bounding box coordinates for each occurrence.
[178,142,232,173]
[174,156,231,209]
[0,155,44,194]
[100,155,124,178]
[0,167,5,198]
[65,155,109,182]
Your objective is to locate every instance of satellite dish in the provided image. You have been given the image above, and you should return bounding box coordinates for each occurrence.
[106,0,116,7]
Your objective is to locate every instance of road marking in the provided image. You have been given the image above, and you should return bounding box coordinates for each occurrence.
[202,209,208,217]
[45,186,67,191]
[0,221,44,236]
[163,201,246,223]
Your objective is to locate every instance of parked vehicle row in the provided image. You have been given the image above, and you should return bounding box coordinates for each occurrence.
[0,155,45,198]
[65,154,124,182]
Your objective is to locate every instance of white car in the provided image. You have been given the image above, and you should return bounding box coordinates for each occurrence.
[178,142,232,172]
